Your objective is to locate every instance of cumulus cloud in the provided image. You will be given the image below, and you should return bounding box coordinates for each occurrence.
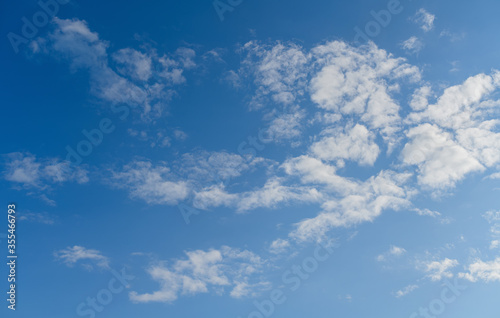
[409,85,432,111]
[401,124,484,189]
[459,258,500,282]
[310,42,420,148]
[310,124,380,166]
[130,246,269,303]
[237,40,421,152]
[265,108,306,141]
[281,155,358,194]
[239,41,309,109]
[407,72,500,130]
[422,258,459,281]
[288,168,413,242]
[403,72,500,190]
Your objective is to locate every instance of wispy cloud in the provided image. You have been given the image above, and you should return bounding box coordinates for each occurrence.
[394,284,418,298]
[54,246,110,270]
[377,245,407,262]
[18,211,55,225]
[33,18,197,121]
[413,9,436,32]
[401,36,424,54]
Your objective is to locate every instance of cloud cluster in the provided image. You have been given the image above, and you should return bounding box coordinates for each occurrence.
[33,18,197,120]
[129,246,269,303]
[423,258,459,281]
[3,152,88,201]
[459,258,500,282]
[404,72,500,190]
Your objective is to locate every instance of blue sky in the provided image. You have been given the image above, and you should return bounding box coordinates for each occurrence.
[1,0,500,317]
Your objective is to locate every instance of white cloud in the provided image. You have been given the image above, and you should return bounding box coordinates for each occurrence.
[3,152,89,190]
[265,108,305,141]
[289,169,413,242]
[110,152,277,210]
[423,258,459,281]
[239,41,309,109]
[401,124,484,189]
[484,210,500,236]
[485,172,500,180]
[402,72,500,190]
[127,129,172,148]
[112,48,152,81]
[237,177,323,213]
[310,124,380,166]
[410,85,432,111]
[401,36,424,54]
[18,212,55,224]
[191,176,322,213]
[281,155,358,194]
[34,18,197,120]
[459,258,500,282]
[239,40,421,152]
[193,184,238,210]
[54,246,110,270]
[394,284,418,298]
[413,9,436,32]
[407,72,500,130]
[157,48,196,85]
[377,245,407,261]
[414,208,441,218]
[269,239,291,254]
[130,246,268,303]
[173,129,188,141]
[390,245,407,256]
[179,151,252,184]
[111,161,190,205]
[309,41,420,149]
[490,240,499,250]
